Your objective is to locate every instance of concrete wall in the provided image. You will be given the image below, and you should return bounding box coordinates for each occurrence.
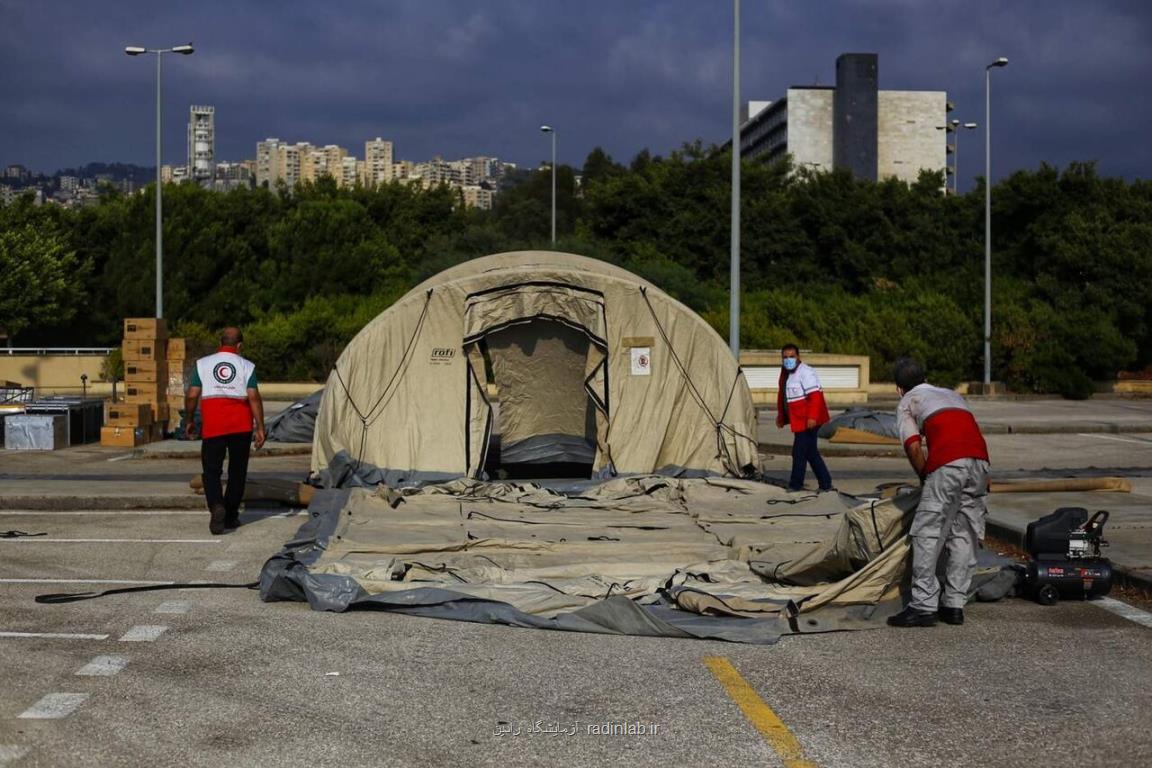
[878,90,947,185]
[0,354,322,400]
[786,88,834,171]
[739,351,871,407]
[0,354,109,394]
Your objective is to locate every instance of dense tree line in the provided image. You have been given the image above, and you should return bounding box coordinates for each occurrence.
[2,147,1149,396]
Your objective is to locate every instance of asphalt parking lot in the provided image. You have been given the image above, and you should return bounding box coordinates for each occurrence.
[2,416,1151,767]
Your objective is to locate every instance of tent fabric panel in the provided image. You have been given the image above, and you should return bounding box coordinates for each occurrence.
[486,320,597,466]
[313,287,471,476]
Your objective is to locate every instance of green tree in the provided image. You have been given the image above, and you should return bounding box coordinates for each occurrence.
[0,217,87,339]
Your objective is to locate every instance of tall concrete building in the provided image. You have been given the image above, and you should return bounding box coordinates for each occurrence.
[739,53,947,186]
[256,138,282,187]
[363,138,394,186]
[834,54,879,180]
[300,144,348,185]
[187,105,215,185]
[277,142,308,189]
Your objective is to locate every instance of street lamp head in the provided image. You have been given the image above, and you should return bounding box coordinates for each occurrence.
[964,122,978,129]
[539,125,553,133]
[988,57,1008,68]
[172,44,194,55]
[951,118,960,127]
[124,46,147,55]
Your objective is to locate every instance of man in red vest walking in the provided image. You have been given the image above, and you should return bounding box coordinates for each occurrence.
[185,327,266,535]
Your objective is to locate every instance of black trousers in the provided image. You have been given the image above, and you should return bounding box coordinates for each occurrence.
[201,431,252,515]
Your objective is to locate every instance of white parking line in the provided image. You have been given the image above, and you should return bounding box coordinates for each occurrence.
[0,631,110,640]
[75,655,129,676]
[0,538,222,544]
[1095,597,1152,629]
[18,693,89,719]
[0,745,30,765]
[119,625,167,642]
[153,600,190,614]
[0,579,172,586]
[0,510,204,516]
[205,560,237,572]
[1077,433,1152,446]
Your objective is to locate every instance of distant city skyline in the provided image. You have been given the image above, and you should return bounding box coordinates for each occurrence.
[2,1,1150,192]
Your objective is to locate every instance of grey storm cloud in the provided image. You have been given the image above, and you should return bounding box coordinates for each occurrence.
[2,0,1149,188]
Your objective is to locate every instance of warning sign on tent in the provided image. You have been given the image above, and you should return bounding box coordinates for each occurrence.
[630,347,651,376]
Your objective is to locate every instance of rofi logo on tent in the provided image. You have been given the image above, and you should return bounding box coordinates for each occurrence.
[430,348,456,364]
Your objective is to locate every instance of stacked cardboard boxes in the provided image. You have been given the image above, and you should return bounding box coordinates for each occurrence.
[101,318,171,447]
[166,337,193,425]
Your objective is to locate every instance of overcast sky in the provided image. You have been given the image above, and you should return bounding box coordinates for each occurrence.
[2,0,1149,191]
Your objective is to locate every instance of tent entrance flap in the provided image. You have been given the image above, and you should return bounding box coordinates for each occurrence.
[484,320,597,478]
[463,284,610,479]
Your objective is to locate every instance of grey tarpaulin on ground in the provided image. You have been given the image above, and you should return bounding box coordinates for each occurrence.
[818,407,900,441]
[259,478,1018,643]
[264,389,323,443]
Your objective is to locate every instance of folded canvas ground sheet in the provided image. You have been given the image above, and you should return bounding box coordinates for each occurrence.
[260,477,1015,644]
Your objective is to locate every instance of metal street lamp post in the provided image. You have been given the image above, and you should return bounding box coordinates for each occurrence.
[936,123,954,194]
[938,119,979,195]
[984,56,1008,387]
[539,125,556,245]
[125,43,194,319]
[729,0,741,359]
[953,119,978,195]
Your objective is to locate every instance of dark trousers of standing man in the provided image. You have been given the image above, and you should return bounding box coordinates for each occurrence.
[201,431,252,519]
[789,427,833,491]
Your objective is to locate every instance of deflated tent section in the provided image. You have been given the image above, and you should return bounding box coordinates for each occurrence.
[311,251,759,486]
[260,478,969,643]
[264,389,323,443]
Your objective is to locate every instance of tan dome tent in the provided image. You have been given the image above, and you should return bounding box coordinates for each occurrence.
[313,251,759,486]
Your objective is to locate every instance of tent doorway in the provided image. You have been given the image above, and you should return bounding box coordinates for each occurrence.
[481,318,598,479]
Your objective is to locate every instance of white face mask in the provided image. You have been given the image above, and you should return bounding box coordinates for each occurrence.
[782,357,798,371]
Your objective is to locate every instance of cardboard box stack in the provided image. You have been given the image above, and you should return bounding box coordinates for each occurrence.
[166,337,193,426]
[101,318,170,447]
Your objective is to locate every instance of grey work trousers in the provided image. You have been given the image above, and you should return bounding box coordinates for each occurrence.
[908,458,991,612]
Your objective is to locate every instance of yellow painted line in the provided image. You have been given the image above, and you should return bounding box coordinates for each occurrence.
[704,656,818,768]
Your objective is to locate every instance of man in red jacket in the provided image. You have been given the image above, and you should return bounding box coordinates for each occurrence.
[775,343,833,492]
[887,357,990,628]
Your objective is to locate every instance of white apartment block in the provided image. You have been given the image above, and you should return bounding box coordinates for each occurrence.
[461,185,494,210]
[342,157,360,188]
[363,138,394,186]
[256,138,282,187]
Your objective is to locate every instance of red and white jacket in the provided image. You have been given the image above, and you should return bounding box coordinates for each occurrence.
[777,362,831,433]
[896,383,989,475]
